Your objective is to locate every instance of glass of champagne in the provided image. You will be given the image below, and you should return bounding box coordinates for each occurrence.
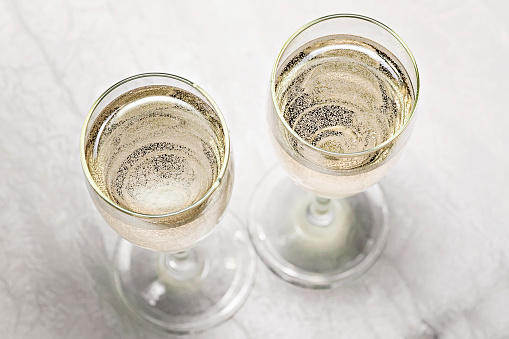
[249,14,419,288]
[80,73,256,334]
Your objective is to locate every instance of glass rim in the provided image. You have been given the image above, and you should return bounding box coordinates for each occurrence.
[270,13,420,157]
[79,72,231,219]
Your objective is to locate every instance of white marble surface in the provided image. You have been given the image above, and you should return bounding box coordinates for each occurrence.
[1,0,509,338]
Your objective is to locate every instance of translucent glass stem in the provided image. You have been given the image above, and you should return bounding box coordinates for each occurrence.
[159,249,206,281]
[113,212,256,333]
[306,196,336,227]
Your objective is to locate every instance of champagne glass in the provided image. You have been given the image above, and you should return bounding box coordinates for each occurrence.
[249,14,419,288]
[80,73,256,334]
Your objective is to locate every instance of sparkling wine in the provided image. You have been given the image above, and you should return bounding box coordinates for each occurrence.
[272,34,415,198]
[275,34,414,155]
[85,85,226,215]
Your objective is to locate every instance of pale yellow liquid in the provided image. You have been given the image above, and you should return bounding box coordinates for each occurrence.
[273,35,415,198]
[276,34,414,155]
[85,85,226,215]
[84,85,231,252]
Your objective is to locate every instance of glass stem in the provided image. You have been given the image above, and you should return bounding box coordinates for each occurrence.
[160,249,205,281]
[306,196,336,227]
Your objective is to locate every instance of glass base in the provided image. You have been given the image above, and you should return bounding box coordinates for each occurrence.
[113,212,256,334]
[248,167,388,289]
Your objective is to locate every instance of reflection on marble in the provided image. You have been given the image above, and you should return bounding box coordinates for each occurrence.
[1,0,509,338]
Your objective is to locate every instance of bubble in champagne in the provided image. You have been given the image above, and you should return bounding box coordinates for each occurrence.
[85,85,226,215]
[276,34,414,159]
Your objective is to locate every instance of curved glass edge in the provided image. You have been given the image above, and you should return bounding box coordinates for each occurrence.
[79,72,231,219]
[112,211,257,334]
[247,167,389,289]
[270,13,420,158]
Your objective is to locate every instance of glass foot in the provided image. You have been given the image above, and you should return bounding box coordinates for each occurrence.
[248,167,388,289]
[113,212,256,334]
